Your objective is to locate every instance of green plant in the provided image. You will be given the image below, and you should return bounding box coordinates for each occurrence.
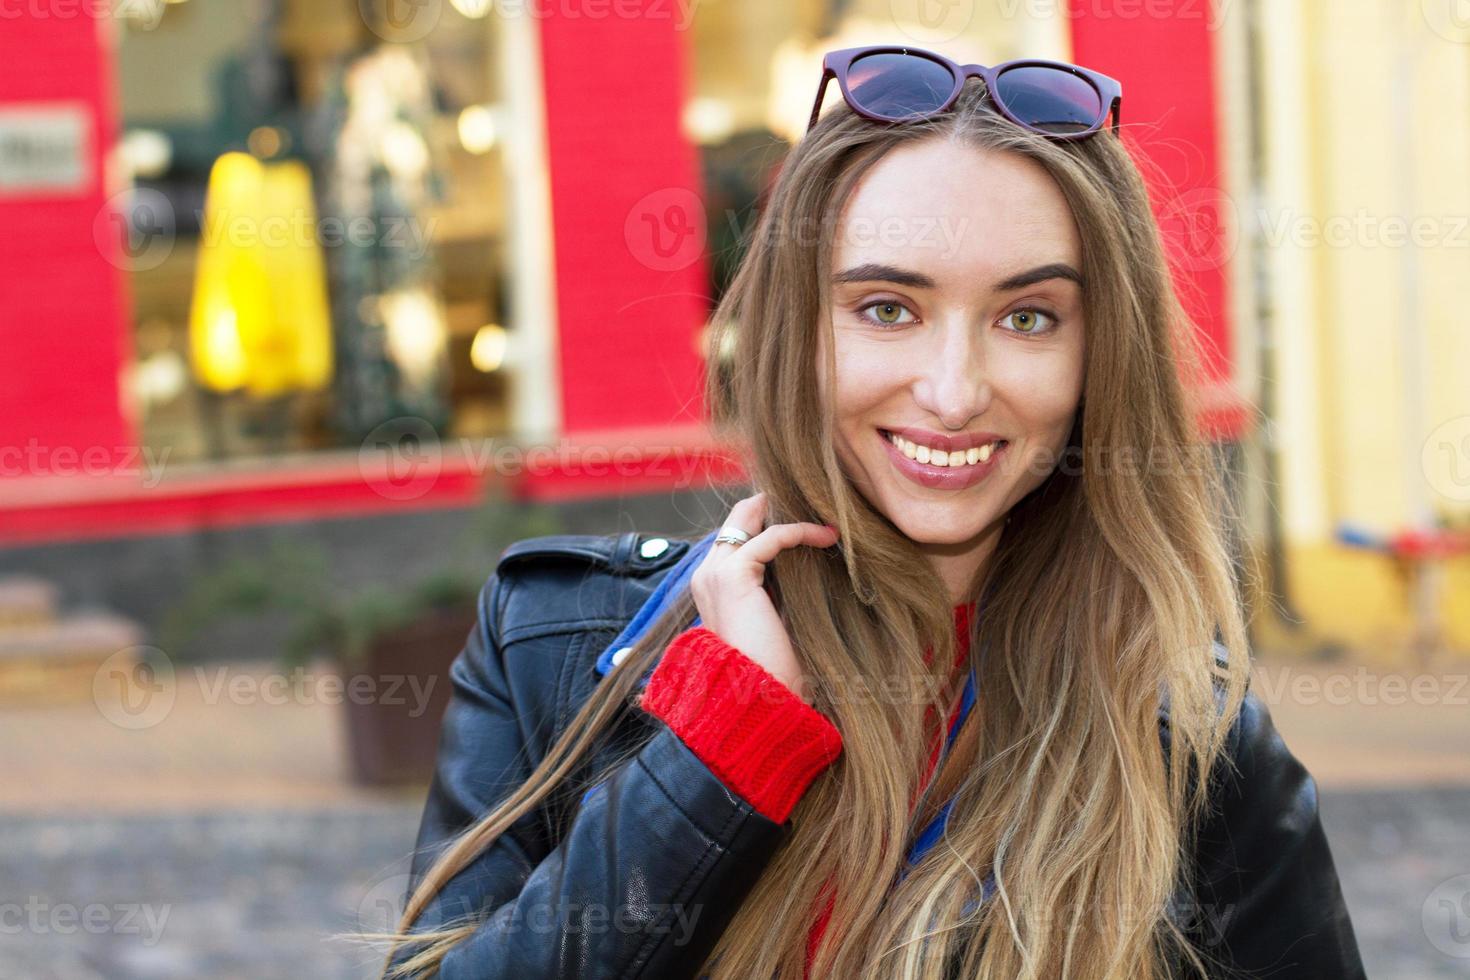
[162,489,564,667]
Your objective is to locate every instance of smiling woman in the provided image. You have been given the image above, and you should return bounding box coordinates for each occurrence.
[378,45,1366,980]
[822,142,1087,598]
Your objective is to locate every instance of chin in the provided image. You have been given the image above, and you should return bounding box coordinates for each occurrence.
[885,499,999,547]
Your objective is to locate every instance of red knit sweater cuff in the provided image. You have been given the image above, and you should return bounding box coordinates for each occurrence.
[637,626,844,824]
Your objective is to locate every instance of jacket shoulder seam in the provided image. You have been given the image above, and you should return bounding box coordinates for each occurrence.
[496,532,691,578]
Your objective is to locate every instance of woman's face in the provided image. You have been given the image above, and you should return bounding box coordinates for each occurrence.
[820,138,1086,556]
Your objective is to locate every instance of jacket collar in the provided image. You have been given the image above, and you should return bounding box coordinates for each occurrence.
[595,529,716,684]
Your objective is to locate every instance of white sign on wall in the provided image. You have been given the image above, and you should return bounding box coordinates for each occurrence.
[0,103,92,196]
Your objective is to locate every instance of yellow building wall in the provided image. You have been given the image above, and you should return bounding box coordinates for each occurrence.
[1244,0,1470,661]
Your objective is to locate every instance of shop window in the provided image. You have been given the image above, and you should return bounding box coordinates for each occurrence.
[115,0,521,464]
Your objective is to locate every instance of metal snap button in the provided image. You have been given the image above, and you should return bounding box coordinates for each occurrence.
[639,537,670,559]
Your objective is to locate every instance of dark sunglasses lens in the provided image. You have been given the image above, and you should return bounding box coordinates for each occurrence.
[847,53,956,121]
[993,66,1103,134]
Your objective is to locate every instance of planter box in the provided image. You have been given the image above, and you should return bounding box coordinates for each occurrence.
[338,603,478,786]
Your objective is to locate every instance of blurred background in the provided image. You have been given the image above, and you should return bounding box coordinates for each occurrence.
[0,0,1467,977]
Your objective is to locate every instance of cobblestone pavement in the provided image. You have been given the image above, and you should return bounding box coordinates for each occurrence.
[0,788,1466,979]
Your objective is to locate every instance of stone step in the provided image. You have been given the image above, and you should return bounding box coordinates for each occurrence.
[0,576,58,629]
[0,611,145,705]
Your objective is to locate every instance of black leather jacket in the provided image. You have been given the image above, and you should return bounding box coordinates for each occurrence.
[401,532,1367,979]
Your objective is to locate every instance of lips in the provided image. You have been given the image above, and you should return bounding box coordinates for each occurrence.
[878,428,1008,491]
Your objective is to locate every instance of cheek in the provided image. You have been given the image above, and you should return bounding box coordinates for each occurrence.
[830,342,899,429]
[995,348,1084,438]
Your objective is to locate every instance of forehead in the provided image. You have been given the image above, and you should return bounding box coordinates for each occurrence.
[831,139,1082,287]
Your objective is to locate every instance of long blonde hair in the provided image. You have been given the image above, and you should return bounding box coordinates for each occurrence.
[377,80,1253,979]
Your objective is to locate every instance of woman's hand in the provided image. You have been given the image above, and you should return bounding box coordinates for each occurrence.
[688,492,839,702]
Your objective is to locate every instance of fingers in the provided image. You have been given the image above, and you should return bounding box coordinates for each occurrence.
[704,491,837,571]
[738,521,839,566]
[710,492,767,552]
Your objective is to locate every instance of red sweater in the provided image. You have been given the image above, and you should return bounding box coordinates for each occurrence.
[637,605,974,975]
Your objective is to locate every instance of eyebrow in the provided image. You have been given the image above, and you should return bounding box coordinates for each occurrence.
[830,261,1084,292]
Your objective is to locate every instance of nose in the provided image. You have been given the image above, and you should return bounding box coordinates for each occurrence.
[911,319,991,429]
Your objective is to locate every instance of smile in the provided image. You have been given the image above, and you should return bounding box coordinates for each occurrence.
[878,428,1009,490]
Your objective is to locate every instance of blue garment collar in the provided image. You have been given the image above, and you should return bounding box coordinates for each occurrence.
[594,529,715,683]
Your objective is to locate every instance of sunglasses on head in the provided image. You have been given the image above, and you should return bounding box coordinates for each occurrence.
[808,45,1123,141]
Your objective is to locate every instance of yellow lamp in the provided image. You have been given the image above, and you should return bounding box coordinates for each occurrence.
[188,152,333,398]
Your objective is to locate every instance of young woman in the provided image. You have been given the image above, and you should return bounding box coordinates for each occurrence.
[378,46,1366,979]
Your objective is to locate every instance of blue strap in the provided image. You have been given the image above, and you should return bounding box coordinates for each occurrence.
[903,663,976,866]
[592,530,714,681]
[900,644,997,911]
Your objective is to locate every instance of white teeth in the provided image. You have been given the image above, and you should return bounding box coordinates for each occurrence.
[885,431,1003,469]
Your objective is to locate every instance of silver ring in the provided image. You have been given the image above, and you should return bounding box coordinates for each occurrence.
[713,526,751,547]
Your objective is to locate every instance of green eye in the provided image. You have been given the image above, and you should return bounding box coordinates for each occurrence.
[1001,308,1057,334]
[859,301,916,327]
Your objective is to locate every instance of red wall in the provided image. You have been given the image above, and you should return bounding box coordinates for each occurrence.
[0,17,135,472]
[536,2,710,434]
[1069,1,1247,439]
